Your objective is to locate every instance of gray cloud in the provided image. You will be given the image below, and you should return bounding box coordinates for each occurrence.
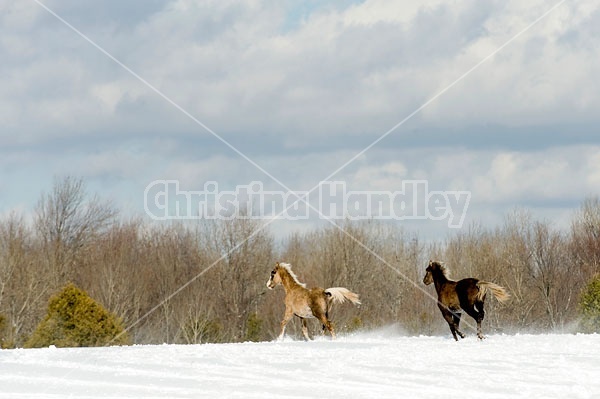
[1,0,598,239]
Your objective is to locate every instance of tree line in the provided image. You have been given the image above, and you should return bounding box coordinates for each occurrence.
[0,176,599,347]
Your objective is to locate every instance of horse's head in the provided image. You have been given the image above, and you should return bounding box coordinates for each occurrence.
[423,259,438,285]
[266,262,282,289]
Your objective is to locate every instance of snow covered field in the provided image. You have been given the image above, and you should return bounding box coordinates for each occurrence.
[1,332,599,399]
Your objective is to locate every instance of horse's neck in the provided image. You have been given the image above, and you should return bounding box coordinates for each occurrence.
[280,271,304,291]
[433,270,451,291]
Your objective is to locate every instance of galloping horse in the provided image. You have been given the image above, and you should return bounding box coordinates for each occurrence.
[423,260,509,340]
[266,262,361,340]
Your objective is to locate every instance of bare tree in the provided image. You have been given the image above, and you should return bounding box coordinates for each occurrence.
[0,213,49,346]
[198,217,273,341]
[34,176,117,287]
[528,221,572,330]
[571,197,600,279]
[0,213,25,306]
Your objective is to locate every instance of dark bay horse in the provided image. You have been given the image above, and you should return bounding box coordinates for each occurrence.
[266,262,361,340]
[423,260,509,340]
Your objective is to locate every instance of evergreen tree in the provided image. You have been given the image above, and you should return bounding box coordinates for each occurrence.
[580,275,600,333]
[25,283,130,348]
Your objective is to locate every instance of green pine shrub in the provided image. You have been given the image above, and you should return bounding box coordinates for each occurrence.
[244,313,263,342]
[346,316,363,332]
[25,283,130,348]
[0,314,15,349]
[580,275,600,333]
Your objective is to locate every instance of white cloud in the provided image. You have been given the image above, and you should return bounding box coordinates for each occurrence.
[421,0,600,126]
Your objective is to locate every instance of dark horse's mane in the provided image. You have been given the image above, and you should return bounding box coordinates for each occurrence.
[432,261,451,279]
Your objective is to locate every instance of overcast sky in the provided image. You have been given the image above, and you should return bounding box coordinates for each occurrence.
[1,0,599,240]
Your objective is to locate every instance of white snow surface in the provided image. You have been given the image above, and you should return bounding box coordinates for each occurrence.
[1,332,599,399]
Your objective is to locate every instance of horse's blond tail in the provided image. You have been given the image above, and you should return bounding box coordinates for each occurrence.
[325,287,361,305]
[477,281,510,303]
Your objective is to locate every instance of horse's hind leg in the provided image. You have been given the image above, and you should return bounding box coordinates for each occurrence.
[476,321,484,339]
[300,317,310,341]
[466,301,486,339]
[316,313,336,339]
[321,310,329,336]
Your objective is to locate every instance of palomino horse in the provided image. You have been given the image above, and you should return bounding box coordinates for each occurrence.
[423,260,509,341]
[266,262,361,340]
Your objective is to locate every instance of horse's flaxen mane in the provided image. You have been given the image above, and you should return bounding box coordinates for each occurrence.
[278,262,307,288]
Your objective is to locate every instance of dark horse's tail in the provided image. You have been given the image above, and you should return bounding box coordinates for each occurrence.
[476,281,510,302]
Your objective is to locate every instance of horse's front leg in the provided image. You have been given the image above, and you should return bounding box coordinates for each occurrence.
[452,312,466,339]
[278,308,294,340]
[441,308,463,341]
